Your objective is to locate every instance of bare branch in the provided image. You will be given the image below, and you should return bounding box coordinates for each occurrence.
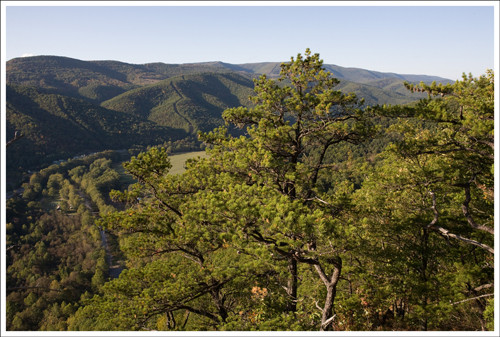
[321,314,336,330]
[428,191,439,227]
[6,131,24,147]
[430,224,494,254]
[313,264,330,286]
[310,196,331,205]
[474,283,493,292]
[462,183,494,235]
[451,293,494,306]
[6,244,21,251]
[315,300,324,313]
[427,191,494,254]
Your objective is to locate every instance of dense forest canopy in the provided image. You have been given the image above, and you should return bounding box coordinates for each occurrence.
[4,49,494,332]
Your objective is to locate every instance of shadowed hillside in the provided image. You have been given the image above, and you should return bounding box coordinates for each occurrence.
[6,56,138,102]
[102,72,255,133]
[6,85,187,178]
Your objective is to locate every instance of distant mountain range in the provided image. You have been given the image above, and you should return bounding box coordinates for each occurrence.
[6,55,452,182]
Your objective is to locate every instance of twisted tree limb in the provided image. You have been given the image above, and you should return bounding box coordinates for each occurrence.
[6,131,24,147]
[462,183,494,235]
[451,293,494,306]
[427,191,494,254]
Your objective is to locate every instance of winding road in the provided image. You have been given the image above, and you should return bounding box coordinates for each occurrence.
[99,227,123,279]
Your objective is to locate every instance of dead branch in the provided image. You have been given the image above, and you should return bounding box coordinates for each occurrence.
[6,131,24,147]
[451,293,494,306]
[427,191,494,254]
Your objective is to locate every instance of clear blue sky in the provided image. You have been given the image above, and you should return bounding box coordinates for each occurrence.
[2,2,497,80]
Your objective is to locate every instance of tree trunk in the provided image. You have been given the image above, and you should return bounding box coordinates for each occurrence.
[314,257,342,331]
[320,281,338,330]
[285,257,298,312]
[210,286,228,323]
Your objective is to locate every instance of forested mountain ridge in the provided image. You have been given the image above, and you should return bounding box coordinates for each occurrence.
[6,84,187,187]
[205,61,452,84]
[7,56,254,103]
[6,55,450,187]
[7,55,451,103]
[101,72,255,133]
[7,56,137,103]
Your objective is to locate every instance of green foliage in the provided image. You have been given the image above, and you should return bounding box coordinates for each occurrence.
[352,70,494,330]
[483,298,494,331]
[5,150,133,331]
[6,53,492,332]
[72,49,378,331]
[6,207,104,330]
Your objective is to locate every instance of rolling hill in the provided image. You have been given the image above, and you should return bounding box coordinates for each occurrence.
[101,72,255,133]
[6,56,137,103]
[6,56,252,103]
[6,85,187,178]
[7,55,451,103]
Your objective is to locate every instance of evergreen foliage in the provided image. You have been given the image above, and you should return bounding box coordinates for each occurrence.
[5,51,493,332]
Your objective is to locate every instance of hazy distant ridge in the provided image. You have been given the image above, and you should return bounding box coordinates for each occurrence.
[7,55,452,91]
